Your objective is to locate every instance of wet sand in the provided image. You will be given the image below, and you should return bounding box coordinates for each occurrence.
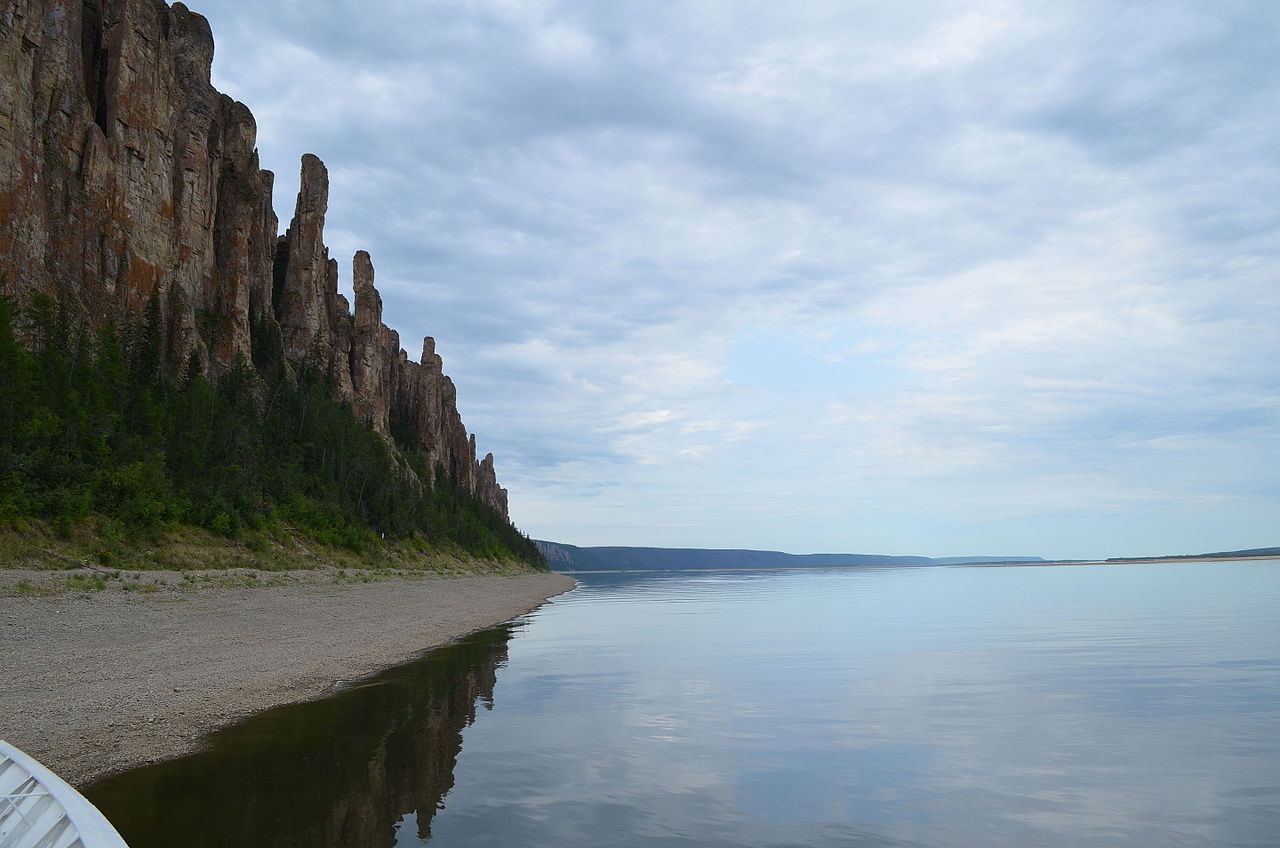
[0,570,575,785]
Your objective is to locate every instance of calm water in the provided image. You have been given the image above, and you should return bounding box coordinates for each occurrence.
[87,560,1280,847]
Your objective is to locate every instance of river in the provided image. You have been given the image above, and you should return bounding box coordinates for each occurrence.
[87,559,1280,847]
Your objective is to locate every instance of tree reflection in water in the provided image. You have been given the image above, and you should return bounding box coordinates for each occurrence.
[86,624,516,848]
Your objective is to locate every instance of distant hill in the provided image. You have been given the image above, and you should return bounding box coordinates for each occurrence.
[1203,547,1280,557]
[1107,546,1280,562]
[929,556,1049,565]
[536,542,1045,572]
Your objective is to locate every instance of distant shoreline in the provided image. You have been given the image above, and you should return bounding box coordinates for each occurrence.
[979,554,1280,567]
[1,571,575,786]
[559,553,1280,574]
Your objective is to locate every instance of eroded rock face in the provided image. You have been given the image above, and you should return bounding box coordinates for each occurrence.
[0,0,277,374]
[274,155,354,400]
[352,250,391,436]
[387,337,509,515]
[0,0,511,518]
[278,156,329,363]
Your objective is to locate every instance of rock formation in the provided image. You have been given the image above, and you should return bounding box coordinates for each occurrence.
[0,0,509,517]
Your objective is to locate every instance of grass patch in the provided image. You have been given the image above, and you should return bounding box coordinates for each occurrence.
[0,519,548,579]
[11,578,55,597]
[0,518,547,599]
[62,573,107,592]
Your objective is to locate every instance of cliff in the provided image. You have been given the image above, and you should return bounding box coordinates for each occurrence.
[0,0,508,517]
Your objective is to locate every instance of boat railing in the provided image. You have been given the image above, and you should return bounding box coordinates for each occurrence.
[0,740,130,848]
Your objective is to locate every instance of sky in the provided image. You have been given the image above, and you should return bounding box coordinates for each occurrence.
[190,0,1279,560]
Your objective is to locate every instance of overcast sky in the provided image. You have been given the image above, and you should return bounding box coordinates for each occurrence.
[192,0,1278,559]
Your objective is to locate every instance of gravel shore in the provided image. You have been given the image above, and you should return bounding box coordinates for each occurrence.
[0,569,575,785]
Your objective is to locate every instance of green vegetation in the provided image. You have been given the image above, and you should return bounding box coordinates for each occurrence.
[1106,547,1280,563]
[12,578,53,597]
[2,561,522,597]
[0,285,544,569]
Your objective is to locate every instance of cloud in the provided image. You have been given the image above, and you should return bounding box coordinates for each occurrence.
[192,0,1280,557]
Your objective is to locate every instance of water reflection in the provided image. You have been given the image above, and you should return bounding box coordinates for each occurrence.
[425,563,1280,847]
[85,624,517,848]
[84,562,1280,847]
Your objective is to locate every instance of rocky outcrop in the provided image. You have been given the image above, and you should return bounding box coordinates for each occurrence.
[0,0,277,374]
[351,249,391,435]
[0,0,510,518]
[276,154,355,401]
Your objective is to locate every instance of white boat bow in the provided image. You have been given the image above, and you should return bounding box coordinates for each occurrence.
[0,740,129,848]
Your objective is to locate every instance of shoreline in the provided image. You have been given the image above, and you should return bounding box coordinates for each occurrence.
[973,554,1280,567]
[0,570,575,786]
[558,554,1280,574]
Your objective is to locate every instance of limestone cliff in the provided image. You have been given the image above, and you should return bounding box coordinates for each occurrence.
[0,0,510,518]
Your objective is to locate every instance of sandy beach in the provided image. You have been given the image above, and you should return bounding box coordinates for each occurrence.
[0,569,575,785]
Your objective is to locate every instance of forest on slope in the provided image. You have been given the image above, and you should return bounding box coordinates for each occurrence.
[0,1,544,571]
[0,287,544,569]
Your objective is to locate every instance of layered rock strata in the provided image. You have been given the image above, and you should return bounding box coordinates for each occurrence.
[0,0,509,517]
